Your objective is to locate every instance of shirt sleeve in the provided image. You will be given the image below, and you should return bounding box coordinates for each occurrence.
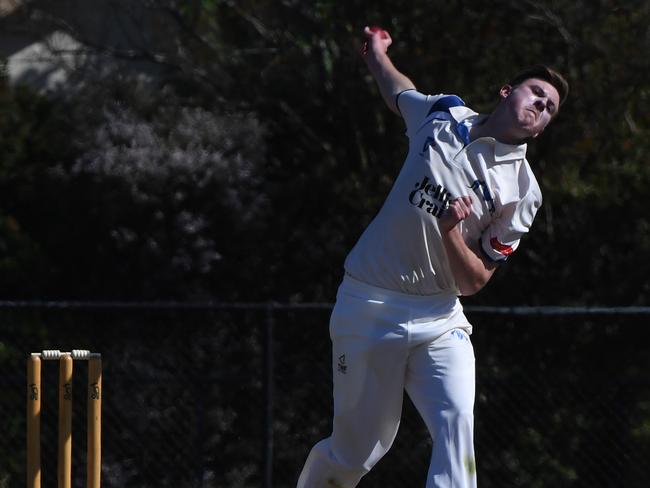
[396,90,440,136]
[480,177,543,263]
[396,90,466,137]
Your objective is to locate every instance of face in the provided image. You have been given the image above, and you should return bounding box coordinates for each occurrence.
[499,78,560,141]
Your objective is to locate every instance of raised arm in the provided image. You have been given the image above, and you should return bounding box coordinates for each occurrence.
[361,26,416,115]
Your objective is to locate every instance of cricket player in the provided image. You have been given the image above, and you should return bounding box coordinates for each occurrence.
[297,26,569,488]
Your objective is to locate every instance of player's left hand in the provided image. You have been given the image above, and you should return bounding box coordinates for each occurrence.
[439,196,473,232]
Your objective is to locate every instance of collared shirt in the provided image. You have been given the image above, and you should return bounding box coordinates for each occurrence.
[344,90,542,296]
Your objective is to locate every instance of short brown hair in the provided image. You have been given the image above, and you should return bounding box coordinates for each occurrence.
[507,65,569,106]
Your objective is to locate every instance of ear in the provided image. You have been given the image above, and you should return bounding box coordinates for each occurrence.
[499,84,513,100]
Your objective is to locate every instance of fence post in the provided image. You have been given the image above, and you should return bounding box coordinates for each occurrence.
[263,302,275,488]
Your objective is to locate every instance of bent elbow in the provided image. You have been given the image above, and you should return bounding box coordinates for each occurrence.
[458,275,491,296]
[458,284,482,297]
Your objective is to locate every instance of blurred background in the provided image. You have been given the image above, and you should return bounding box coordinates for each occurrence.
[0,0,649,487]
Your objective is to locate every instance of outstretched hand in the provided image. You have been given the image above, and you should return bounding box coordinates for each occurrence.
[361,26,392,56]
[439,196,473,232]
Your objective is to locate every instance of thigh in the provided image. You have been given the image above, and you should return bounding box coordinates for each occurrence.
[405,328,476,432]
[328,293,409,467]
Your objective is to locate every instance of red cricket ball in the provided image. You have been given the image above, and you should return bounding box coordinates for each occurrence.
[369,26,389,38]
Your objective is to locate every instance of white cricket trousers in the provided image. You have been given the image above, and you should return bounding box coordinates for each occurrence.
[297,275,477,488]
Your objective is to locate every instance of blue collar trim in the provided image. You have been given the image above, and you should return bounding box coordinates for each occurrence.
[455,121,471,145]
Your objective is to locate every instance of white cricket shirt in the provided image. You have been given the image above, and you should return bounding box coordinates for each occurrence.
[344,90,542,296]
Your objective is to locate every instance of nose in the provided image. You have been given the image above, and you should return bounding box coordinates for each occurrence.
[533,98,546,113]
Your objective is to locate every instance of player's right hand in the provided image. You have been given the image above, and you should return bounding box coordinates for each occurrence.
[361,25,392,56]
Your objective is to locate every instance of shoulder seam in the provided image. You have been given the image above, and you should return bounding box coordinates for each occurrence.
[395,88,416,115]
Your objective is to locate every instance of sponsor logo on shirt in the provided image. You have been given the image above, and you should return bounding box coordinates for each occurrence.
[408,176,452,218]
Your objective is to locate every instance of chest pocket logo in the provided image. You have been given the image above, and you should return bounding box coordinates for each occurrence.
[469,180,495,214]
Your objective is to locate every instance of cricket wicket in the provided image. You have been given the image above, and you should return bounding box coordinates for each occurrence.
[27,350,102,488]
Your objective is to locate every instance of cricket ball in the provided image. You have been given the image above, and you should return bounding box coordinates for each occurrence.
[369,26,389,38]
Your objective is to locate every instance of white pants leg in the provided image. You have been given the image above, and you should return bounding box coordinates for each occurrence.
[406,328,477,488]
[297,287,409,488]
[297,277,476,488]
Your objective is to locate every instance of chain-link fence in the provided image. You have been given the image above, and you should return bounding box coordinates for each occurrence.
[1,302,649,488]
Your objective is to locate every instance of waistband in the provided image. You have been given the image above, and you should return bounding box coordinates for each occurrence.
[341,272,460,306]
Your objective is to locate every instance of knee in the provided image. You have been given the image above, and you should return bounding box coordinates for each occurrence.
[330,437,387,473]
[297,439,372,488]
[453,407,474,423]
[440,405,474,431]
[330,414,397,472]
